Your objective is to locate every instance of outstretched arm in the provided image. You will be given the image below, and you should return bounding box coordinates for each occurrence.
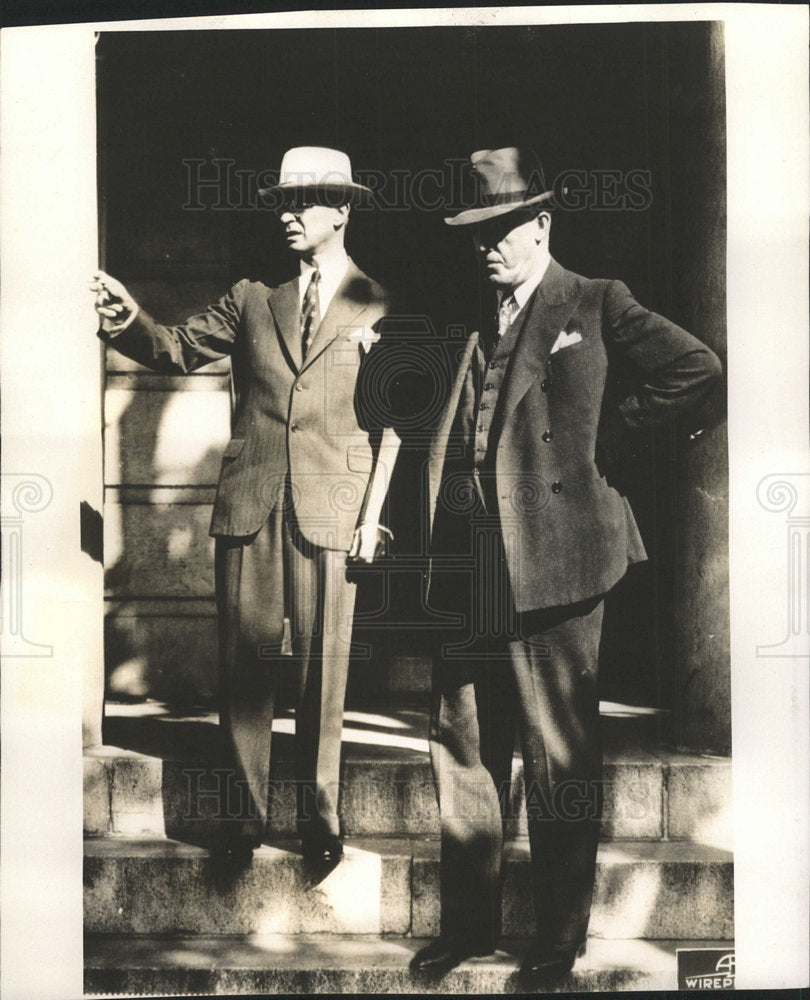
[89,269,242,374]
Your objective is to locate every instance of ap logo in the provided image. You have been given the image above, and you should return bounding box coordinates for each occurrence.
[677,948,736,990]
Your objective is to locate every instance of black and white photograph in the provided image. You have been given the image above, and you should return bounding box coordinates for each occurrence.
[0,5,807,998]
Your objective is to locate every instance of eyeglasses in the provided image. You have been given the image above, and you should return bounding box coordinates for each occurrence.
[274,201,317,217]
[471,209,544,248]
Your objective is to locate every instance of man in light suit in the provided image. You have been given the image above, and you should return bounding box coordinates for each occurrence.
[92,147,402,871]
[410,147,722,984]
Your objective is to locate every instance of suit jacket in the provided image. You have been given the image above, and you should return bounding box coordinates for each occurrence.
[427,257,722,613]
[104,260,393,548]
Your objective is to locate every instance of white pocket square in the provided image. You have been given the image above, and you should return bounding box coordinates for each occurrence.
[550,329,582,354]
[347,325,381,354]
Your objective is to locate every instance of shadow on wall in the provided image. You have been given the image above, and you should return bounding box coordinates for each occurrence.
[104,372,225,704]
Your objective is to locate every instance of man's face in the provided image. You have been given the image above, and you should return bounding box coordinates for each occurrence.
[277,197,349,256]
[472,211,548,290]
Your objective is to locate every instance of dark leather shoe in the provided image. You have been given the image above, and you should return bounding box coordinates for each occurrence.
[301,834,344,870]
[210,834,260,868]
[518,940,586,988]
[409,935,495,977]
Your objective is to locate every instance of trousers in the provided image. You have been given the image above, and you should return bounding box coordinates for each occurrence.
[428,511,604,948]
[215,495,357,846]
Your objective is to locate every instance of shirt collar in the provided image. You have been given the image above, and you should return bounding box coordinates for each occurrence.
[498,256,551,311]
[299,251,349,286]
[298,252,349,316]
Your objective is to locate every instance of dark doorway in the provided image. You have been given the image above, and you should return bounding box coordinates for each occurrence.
[97,22,728,733]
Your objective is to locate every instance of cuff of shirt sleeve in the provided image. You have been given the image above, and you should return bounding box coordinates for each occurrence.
[357,522,394,542]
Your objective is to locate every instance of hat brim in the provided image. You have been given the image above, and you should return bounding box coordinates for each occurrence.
[258,180,374,207]
[444,189,555,226]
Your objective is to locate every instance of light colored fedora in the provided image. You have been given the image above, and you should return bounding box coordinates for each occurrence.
[445,147,554,226]
[259,146,373,204]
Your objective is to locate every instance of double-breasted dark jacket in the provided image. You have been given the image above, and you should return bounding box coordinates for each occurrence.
[426,257,722,613]
[104,260,392,550]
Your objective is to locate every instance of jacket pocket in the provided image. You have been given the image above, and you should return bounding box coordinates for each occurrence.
[346,444,374,473]
[222,438,246,460]
[550,334,598,363]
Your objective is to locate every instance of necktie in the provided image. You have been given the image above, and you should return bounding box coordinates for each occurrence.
[497,292,519,339]
[301,268,321,358]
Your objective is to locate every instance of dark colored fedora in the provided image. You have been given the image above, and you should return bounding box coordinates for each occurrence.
[445,147,554,226]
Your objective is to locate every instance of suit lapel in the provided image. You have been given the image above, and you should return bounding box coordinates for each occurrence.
[427,331,479,534]
[267,278,302,372]
[499,258,581,421]
[301,260,369,370]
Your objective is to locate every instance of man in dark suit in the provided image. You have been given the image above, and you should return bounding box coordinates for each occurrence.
[91,147,402,871]
[410,147,722,984]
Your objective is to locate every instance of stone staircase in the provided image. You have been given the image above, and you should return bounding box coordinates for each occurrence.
[84,701,733,995]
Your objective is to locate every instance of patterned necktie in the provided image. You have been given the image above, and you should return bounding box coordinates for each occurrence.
[497,292,519,339]
[301,268,321,357]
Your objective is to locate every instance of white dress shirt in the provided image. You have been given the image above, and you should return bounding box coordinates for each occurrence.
[496,256,551,331]
[298,252,350,316]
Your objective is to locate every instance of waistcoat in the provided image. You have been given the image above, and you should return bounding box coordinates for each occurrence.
[454,309,525,514]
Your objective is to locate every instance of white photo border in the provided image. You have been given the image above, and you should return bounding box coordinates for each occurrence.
[1,4,808,996]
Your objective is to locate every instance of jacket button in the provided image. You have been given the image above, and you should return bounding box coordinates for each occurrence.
[295,383,304,391]
[484,382,493,390]
[551,480,563,494]
[479,402,489,410]
[542,430,553,442]
[541,379,551,391]
[488,361,498,369]
[290,424,298,433]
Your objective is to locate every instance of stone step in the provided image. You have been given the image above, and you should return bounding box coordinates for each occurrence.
[85,706,732,845]
[83,934,735,995]
[84,837,733,940]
